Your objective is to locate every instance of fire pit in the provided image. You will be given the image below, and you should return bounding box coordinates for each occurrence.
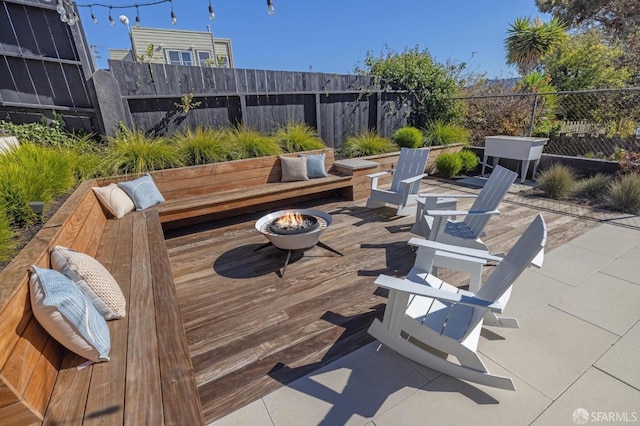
[255,209,342,276]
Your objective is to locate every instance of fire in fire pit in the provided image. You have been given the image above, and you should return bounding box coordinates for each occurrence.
[255,209,342,277]
[269,211,320,235]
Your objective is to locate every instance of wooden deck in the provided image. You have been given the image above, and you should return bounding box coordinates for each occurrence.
[164,179,602,423]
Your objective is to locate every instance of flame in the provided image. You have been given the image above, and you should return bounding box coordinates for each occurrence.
[277,211,304,227]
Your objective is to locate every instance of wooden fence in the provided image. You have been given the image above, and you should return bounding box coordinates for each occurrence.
[104,61,411,147]
[0,0,98,131]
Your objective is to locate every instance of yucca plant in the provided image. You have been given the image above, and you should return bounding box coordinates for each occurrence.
[392,126,423,148]
[227,126,282,159]
[537,163,575,199]
[102,128,182,175]
[424,120,470,146]
[606,173,640,214]
[0,210,17,263]
[174,127,237,165]
[273,122,325,153]
[0,144,75,225]
[339,130,398,158]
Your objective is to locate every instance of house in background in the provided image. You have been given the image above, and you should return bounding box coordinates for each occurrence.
[109,26,233,68]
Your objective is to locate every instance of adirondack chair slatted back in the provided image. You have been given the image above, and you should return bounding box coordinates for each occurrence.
[464,166,518,237]
[390,148,430,193]
[477,214,546,303]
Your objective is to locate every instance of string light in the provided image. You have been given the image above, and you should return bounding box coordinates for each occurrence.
[135,5,140,27]
[169,0,176,25]
[208,0,215,20]
[67,0,277,28]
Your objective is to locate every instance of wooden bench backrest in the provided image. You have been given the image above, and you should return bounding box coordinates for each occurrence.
[96,148,337,201]
[0,180,108,425]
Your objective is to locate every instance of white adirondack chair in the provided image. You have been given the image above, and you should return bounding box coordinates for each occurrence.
[411,165,518,251]
[368,214,546,390]
[365,147,430,216]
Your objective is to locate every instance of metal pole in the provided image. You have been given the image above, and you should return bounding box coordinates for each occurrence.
[528,92,539,137]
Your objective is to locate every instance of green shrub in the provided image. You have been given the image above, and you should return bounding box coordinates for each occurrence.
[424,120,470,146]
[0,211,16,263]
[392,126,423,148]
[0,114,83,148]
[458,150,478,173]
[537,163,575,199]
[606,173,640,214]
[273,122,325,153]
[571,173,612,200]
[227,126,282,159]
[60,134,104,180]
[174,127,237,165]
[435,152,463,178]
[102,128,182,175]
[339,130,398,158]
[0,144,75,225]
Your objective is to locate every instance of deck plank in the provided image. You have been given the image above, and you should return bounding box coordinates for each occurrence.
[166,180,601,423]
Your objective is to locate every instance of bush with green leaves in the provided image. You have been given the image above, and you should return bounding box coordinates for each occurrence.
[537,163,576,199]
[435,152,463,178]
[605,173,640,214]
[392,126,423,148]
[338,130,398,158]
[0,113,85,148]
[458,150,478,173]
[571,173,612,200]
[273,122,325,153]
[102,128,182,175]
[0,143,75,225]
[0,211,16,264]
[424,121,470,146]
[174,127,237,165]
[227,126,282,159]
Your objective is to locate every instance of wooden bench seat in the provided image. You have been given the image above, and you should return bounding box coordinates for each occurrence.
[0,182,203,425]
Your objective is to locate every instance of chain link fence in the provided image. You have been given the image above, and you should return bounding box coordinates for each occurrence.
[458,87,640,159]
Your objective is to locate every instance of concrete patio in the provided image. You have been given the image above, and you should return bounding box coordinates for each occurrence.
[211,220,640,426]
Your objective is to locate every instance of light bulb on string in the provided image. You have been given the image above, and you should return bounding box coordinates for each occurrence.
[170,0,176,25]
[56,0,66,15]
[135,5,141,27]
[90,6,98,24]
[267,0,275,15]
[109,7,115,26]
[208,0,215,20]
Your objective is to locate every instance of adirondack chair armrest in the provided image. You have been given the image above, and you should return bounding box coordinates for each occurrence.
[418,193,478,199]
[399,174,427,185]
[374,274,504,312]
[407,238,504,263]
[424,209,501,217]
[366,171,392,179]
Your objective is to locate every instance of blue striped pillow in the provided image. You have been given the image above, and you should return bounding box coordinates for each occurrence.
[30,266,110,362]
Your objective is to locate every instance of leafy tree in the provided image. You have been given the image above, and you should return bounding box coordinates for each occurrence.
[542,29,632,91]
[535,0,640,39]
[505,17,567,75]
[355,46,465,128]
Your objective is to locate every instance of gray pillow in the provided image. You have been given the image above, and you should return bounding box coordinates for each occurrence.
[280,156,309,182]
[306,153,327,178]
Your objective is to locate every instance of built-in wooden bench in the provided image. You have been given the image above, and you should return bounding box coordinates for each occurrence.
[97,148,354,229]
[0,180,203,425]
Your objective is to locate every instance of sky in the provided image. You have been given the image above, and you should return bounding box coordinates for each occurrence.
[77,0,550,78]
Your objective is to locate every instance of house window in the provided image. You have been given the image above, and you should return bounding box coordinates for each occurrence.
[197,50,212,66]
[217,55,230,68]
[166,50,193,66]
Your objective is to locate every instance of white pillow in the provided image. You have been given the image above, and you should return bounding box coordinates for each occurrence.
[29,266,110,362]
[51,245,126,320]
[92,184,135,219]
